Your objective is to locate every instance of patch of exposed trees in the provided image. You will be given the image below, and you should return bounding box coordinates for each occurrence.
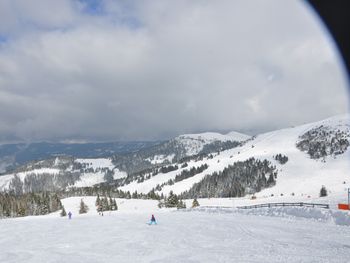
[0,192,62,218]
[274,154,288,164]
[153,164,209,191]
[181,158,277,199]
[296,125,349,159]
[95,195,118,213]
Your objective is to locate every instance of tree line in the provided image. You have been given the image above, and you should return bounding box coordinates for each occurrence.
[181,158,277,198]
[0,192,62,218]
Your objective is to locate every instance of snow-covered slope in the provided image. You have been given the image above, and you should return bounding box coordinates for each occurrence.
[0,129,249,192]
[0,141,159,173]
[173,131,250,156]
[0,157,126,193]
[120,114,350,200]
[176,131,250,143]
[0,115,349,202]
[1,197,350,263]
[70,158,126,188]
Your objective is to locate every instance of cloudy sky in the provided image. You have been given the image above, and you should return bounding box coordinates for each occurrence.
[0,0,348,143]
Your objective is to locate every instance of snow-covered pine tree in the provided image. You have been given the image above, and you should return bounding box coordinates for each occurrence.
[39,200,50,215]
[17,204,26,217]
[113,198,118,211]
[79,199,89,214]
[267,173,275,185]
[101,196,110,211]
[96,195,103,212]
[109,197,118,211]
[320,185,328,197]
[158,200,165,208]
[60,206,67,217]
[95,194,101,207]
[132,191,138,199]
[192,198,200,208]
[177,200,186,209]
[165,191,179,207]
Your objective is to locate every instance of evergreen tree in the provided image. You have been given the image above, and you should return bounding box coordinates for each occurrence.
[320,185,328,197]
[267,173,275,185]
[165,191,179,207]
[79,199,89,214]
[95,194,101,207]
[104,170,114,183]
[192,198,200,208]
[96,195,103,212]
[60,206,67,217]
[177,200,186,209]
[112,198,118,211]
[17,204,26,217]
[101,196,110,211]
[158,200,165,208]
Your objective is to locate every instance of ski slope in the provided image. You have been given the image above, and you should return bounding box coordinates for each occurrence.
[0,114,348,201]
[121,114,350,201]
[0,197,350,263]
[173,131,250,156]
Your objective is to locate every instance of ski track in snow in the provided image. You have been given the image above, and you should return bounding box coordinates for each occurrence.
[1,198,350,263]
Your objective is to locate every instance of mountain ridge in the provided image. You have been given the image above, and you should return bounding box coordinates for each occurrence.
[0,114,349,201]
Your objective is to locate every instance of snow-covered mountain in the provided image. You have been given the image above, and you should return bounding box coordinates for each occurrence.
[0,129,249,194]
[0,141,159,173]
[174,131,250,156]
[1,116,349,262]
[119,114,350,199]
[110,130,249,174]
[0,156,126,194]
[0,115,349,201]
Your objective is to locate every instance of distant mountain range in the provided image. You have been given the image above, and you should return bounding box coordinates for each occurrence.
[0,141,160,173]
[0,115,349,201]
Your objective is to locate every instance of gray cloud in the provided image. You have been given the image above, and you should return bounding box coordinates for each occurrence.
[0,0,348,143]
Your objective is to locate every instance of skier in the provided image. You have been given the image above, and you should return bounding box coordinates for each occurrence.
[68,211,72,219]
[149,214,157,225]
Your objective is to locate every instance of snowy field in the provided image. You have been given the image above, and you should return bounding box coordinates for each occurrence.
[1,197,350,263]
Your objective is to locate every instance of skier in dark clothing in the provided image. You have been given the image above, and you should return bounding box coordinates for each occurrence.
[68,211,72,219]
[149,214,157,225]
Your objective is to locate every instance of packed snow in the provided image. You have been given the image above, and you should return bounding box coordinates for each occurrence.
[1,197,350,263]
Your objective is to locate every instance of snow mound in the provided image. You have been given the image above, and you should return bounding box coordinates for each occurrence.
[193,206,350,226]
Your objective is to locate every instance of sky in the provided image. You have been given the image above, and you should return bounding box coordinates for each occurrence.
[0,0,348,143]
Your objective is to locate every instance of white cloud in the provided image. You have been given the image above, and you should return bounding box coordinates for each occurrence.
[0,0,348,142]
